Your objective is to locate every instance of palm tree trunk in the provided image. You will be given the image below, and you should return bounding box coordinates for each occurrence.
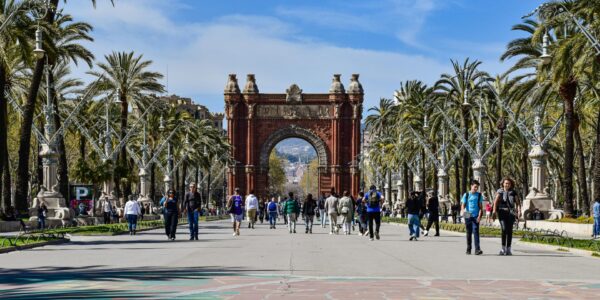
[593,108,600,203]
[149,154,156,204]
[14,0,59,213]
[79,134,86,161]
[402,163,409,202]
[0,66,6,191]
[407,168,413,193]
[559,80,577,217]
[421,149,426,191]
[496,118,506,189]
[2,155,11,210]
[432,142,438,195]
[181,159,188,201]
[119,92,129,199]
[454,158,460,204]
[575,120,590,215]
[521,144,528,199]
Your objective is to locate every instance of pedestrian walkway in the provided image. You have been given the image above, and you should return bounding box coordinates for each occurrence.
[1,219,599,299]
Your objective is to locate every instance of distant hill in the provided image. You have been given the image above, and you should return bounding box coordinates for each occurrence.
[275,138,317,163]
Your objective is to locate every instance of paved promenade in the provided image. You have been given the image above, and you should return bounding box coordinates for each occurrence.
[1,218,599,299]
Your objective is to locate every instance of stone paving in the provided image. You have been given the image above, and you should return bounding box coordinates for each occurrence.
[1,218,599,299]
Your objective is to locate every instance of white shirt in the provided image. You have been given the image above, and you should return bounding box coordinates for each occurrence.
[124,200,141,215]
[103,200,112,213]
[245,194,258,210]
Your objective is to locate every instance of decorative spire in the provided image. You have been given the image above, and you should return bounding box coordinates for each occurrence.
[329,74,345,94]
[224,74,240,94]
[347,74,363,94]
[243,74,259,94]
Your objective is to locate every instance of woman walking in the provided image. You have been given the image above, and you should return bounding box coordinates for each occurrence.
[492,177,521,255]
[302,193,317,234]
[163,190,179,240]
[124,196,141,235]
[338,191,354,235]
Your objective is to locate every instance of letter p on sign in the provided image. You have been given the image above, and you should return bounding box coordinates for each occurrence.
[75,187,88,200]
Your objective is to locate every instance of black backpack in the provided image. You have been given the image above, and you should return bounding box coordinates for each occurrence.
[368,190,380,207]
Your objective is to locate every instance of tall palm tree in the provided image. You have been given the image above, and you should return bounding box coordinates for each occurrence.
[89,51,164,198]
[435,59,489,196]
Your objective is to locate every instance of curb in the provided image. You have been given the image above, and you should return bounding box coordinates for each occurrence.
[0,238,70,254]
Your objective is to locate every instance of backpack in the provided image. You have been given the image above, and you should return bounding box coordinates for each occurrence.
[318,198,325,209]
[368,190,380,207]
[268,201,277,212]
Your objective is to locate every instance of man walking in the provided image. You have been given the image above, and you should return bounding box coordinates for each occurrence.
[406,192,422,241]
[245,190,259,229]
[183,182,202,240]
[424,191,440,236]
[302,193,317,233]
[268,197,278,229]
[227,188,244,236]
[593,198,600,239]
[283,192,300,234]
[364,185,383,241]
[124,195,141,235]
[325,189,339,235]
[102,195,113,224]
[461,180,484,255]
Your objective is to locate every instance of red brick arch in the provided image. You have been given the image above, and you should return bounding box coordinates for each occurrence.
[224,74,363,199]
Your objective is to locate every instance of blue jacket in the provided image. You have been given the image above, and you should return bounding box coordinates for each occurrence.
[593,202,600,218]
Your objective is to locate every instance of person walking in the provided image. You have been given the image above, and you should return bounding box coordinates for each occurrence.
[163,190,179,240]
[325,190,339,234]
[183,183,202,240]
[461,180,484,255]
[227,188,244,236]
[302,193,317,234]
[102,196,113,224]
[355,192,368,236]
[424,191,440,237]
[338,191,354,235]
[283,192,300,234]
[245,190,259,229]
[124,195,141,235]
[37,202,48,230]
[406,192,422,241]
[318,192,327,228]
[268,197,278,229]
[492,177,521,255]
[593,198,600,239]
[258,198,266,224]
[485,200,492,224]
[364,185,383,241]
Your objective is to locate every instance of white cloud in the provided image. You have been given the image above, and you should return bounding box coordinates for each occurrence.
[61,0,508,115]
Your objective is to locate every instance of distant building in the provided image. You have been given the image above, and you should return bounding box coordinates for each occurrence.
[160,94,224,130]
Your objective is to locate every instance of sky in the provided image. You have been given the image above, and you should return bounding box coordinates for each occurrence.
[63,0,544,117]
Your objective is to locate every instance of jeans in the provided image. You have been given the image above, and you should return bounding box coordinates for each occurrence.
[408,214,420,237]
[126,214,138,232]
[38,217,46,230]
[498,210,515,247]
[305,214,314,231]
[165,211,178,238]
[426,212,439,234]
[320,209,327,226]
[465,216,481,251]
[593,216,600,237]
[269,211,278,226]
[367,211,381,238]
[288,213,297,232]
[357,214,367,233]
[187,210,199,238]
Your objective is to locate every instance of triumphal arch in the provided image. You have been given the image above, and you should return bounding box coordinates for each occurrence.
[224,74,363,198]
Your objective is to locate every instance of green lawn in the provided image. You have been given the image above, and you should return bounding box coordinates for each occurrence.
[0,236,63,249]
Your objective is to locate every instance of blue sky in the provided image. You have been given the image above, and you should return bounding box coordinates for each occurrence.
[64,0,544,116]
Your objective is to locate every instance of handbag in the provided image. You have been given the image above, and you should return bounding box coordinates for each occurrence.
[341,206,349,214]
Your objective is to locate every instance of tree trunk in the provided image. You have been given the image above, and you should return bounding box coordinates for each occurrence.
[421,149,426,191]
[2,155,11,210]
[496,118,506,189]
[574,118,590,215]
[79,134,86,161]
[454,158,461,204]
[407,168,413,193]
[149,158,156,204]
[14,0,59,213]
[0,66,6,192]
[403,163,409,202]
[119,91,130,199]
[433,142,438,195]
[462,111,470,197]
[181,159,188,201]
[559,80,577,217]
[593,108,600,204]
[521,143,529,199]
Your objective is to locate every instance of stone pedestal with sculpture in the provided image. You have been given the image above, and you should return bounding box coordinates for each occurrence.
[523,145,563,220]
[29,144,72,226]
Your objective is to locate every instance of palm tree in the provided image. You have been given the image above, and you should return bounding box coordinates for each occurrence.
[434,59,489,196]
[89,51,164,198]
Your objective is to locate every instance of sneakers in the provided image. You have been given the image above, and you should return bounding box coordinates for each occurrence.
[232,232,236,237]
[370,238,374,241]
[305,228,309,234]
[506,247,512,256]
[375,232,380,240]
[466,249,471,255]
[293,230,297,234]
[499,249,505,256]
[424,230,429,236]
[475,250,483,255]
[329,232,333,235]
[309,229,312,234]
[409,235,415,241]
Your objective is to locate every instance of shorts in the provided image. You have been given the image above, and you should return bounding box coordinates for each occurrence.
[230,213,243,222]
[486,211,491,217]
